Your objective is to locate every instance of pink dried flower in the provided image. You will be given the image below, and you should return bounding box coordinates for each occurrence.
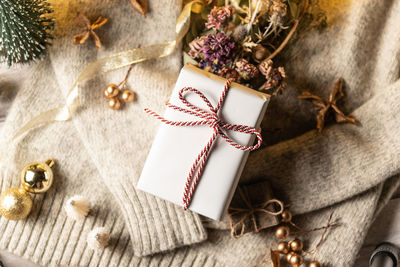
[269,1,287,17]
[205,5,233,30]
[259,59,287,95]
[235,58,259,80]
[188,35,207,59]
[258,59,274,76]
[267,1,288,35]
[218,67,242,83]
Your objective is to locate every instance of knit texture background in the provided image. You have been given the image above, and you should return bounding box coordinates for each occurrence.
[0,0,399,266]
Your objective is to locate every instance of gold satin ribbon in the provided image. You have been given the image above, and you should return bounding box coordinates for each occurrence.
[13,0,204,141]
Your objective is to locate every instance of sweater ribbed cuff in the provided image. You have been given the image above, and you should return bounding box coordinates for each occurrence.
[105,179,207,256]
[0,189,213,267]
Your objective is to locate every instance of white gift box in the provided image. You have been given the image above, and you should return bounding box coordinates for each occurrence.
[137,64,270,220]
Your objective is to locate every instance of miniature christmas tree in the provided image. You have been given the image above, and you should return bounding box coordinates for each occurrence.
[0,0,54,66]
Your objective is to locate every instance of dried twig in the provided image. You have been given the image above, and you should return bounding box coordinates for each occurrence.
[290,211,342,255]
[266,19,299,61]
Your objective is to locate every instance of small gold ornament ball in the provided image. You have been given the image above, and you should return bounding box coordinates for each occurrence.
[21,159,54,194]
[275,225,290,240]
[309,261,322,267]
[286,251,296,263]
[281,210,292,222]
[108,97,121,110]
[121,89,135,103]
[104,84,120,98]
[289,253,303,266]
[289,238,304,252]
[0,188,32,220]
[277,241,290,254]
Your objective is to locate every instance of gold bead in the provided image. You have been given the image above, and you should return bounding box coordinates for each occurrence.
[21,159,54,194]
[121,89,135,103]
[275,225,290,240]
[286,251,296,263]
[104,84,119,98]
[289,238,303,252]
[309,261,322,267]
[108,97,121,110]
[289,253,303,266]
[277,241,290,254]
[0,188,32,220]
[281,210,292,222]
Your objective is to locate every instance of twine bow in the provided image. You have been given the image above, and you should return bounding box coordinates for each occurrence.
[144,81,262,210]
[228,188,283,238]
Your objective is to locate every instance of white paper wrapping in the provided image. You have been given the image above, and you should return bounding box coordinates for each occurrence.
[137,64,270,220]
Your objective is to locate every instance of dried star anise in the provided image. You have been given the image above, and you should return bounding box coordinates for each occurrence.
[73,13,108,50]
[299,78,357,133]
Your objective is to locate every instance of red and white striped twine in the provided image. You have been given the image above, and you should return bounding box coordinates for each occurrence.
[144,80,262,210]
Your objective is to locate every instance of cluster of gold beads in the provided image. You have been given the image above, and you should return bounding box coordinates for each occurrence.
[104,64,135,110]
[103,84,134,110]
[274,210,322,267]
[0,159,55,220]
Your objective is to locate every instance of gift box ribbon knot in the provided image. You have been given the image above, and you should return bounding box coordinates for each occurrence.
[145,80,263,210]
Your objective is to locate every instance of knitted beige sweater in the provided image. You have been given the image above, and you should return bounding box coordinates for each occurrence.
[0,0,399,266]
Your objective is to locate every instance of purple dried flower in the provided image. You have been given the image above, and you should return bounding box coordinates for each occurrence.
[188,36,207,59]
[235,58,259,80]
[205,5,233,30]
[202,32,236,67]
[218,67,241,83]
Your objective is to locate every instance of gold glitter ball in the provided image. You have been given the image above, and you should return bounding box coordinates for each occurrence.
[0,187,32,220]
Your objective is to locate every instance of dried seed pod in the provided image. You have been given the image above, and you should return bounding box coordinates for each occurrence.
[65,195,90,220]
[252,45,269,62]
[87,227,110,249]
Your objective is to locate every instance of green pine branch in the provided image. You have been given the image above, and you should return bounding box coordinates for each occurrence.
[0,0,54,66]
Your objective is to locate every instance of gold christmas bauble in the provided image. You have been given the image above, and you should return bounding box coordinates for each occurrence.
[121,89,135,103]
[108,97,121,110]
[277,241,290,254]
[275,225,290,240]
[281,210,292,222]
[104,84,119,98]
[289,238,303,252]
[309,261,322,267]
[21,159,54,194]
[0,187,32,220]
